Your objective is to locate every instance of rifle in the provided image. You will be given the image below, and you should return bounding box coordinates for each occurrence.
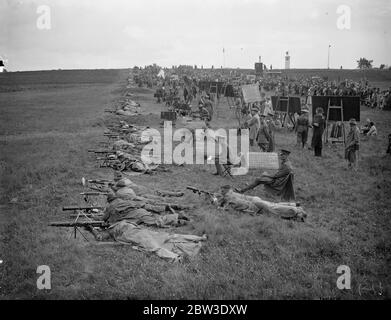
[49,221,109,228]
[80,192,109,196]
[88,150,115,154]
[186,186,219,204]
[87,179,113,185]
[62,206,104,211]
[69,213,103,218]
[187,186,214,196]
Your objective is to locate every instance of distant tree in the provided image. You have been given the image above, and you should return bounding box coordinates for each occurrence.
[356,57,373,69]
[379,64,385,69]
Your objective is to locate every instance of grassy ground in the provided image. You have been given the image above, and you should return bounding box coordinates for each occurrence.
[1,69,390,300]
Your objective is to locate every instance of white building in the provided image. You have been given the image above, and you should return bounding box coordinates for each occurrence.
[285,51,290,69]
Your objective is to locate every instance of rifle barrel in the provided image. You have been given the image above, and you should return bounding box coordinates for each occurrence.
[186,186,213,196]
[88,150,115,153]
[80,192,109,196]
[69,213,103,218]
[49,221,108,227]
[62,206,104,211]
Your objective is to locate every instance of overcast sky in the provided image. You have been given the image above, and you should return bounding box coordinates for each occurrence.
[1,0,390,71]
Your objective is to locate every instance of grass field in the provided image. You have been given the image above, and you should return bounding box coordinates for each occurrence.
[1,69,390,300]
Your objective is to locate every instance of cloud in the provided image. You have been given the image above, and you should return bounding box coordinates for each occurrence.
[2,0,390,70]
[123,26,146,40]
[309,9,320,19]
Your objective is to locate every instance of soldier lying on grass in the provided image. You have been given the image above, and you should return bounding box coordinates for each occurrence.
[218,185,307,222]
[97,194,188,228]
[90,172,191,228]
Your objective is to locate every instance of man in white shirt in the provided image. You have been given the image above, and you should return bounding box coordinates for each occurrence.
[366,122,377,136]
[245,107,260,149]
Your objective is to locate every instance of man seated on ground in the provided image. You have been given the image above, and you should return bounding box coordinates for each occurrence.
[366,122,377,136]
[273,115,283,129]
[198,104,210,121]
[360,118,371,135]
[237,149,295,202]
[210,135,241,177]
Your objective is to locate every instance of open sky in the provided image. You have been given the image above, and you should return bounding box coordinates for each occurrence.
[1,0,390,71]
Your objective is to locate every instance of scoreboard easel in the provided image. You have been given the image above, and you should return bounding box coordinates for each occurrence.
[324,99,346,145]
[275,95,296,129]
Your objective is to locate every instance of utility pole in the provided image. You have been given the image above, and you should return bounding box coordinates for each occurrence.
[327,44,331,69]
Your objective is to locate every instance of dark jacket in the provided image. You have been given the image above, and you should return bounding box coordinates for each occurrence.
[312,114,325,148]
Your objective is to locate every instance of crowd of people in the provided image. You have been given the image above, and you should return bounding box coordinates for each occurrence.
[134,64,388,176]
[136,64,391,114]
[259,75,391,111]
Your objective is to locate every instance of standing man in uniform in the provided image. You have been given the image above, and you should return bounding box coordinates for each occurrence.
[203,95,214,121]
[257,114,271,152]
[199,95,214,121]
[183,86,189,103]
[345,118,360,171]
[295,107,311,149]
[245,107,260,150]
[311,107,325,157]
[267,112,276,152]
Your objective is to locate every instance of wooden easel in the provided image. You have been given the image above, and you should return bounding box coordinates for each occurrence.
[209,82,219,117]
[221,82,228,99]
[324,99,346,145]
[275,95,295,128]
